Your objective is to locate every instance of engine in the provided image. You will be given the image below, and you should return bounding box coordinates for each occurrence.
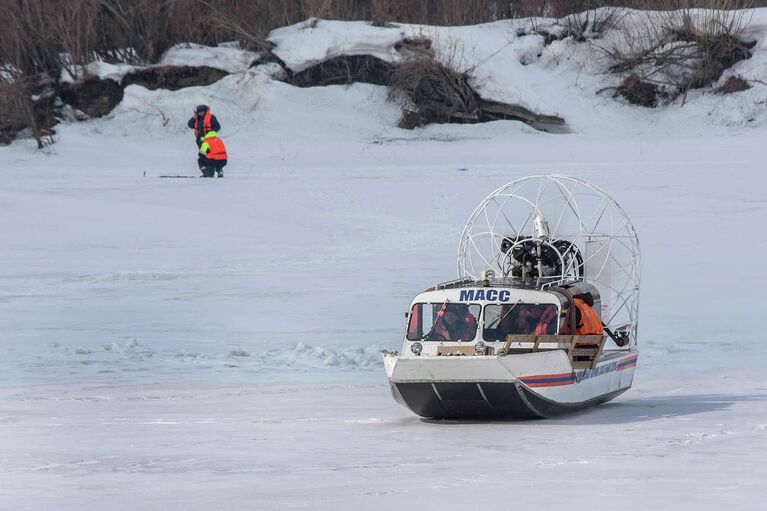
[500,236,584,280]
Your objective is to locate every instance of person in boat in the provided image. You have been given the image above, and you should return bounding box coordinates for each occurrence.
[198,130,228,178]
[430,304,477,341]
[560,293,604,335]
[517,305,557,335]
[188,104,221,148]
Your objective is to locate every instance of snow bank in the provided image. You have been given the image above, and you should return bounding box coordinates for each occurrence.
[60,61,143,84]
[39,8,767,146]
[264,11,767,132]
[268,19,409,72]
[57,43,257,86]
[93,64,399,142]
[159,43,259,74]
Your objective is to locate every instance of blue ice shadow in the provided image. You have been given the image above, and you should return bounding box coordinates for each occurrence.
[558,393,767,425]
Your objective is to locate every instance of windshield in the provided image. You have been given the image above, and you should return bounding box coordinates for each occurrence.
[483,303,558,341]
[406,303,480,341]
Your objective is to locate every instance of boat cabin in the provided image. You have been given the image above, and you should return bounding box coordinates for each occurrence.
[404,277,604,361]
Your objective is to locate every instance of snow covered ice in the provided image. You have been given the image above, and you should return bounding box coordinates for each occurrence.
[1,15,767,511]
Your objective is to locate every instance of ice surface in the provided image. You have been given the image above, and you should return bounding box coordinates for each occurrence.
[2,13,767,511]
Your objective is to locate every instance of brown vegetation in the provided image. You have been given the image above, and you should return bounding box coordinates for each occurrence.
[616,75,664,107]
[387,53,565,129]
[285,56,394,87]
[388,54,479,128]
[0,71,57,148]
[718,75,751,93]
[122,66,229,91]
[602,0,758,105]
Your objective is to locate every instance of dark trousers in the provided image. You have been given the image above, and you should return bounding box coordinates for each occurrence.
[198,156,227,177]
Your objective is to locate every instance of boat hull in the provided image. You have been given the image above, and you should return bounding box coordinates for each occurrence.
[384,351,637,419]
[391,381,628,419]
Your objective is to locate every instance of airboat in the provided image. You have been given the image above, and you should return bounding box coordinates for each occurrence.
[383,175,640,419]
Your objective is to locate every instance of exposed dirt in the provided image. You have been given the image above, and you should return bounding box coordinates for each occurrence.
[717,75,751,94]
[285,55,394,87]
[59,77,125,118]
[122,65,229,91]
[616,75,663,108]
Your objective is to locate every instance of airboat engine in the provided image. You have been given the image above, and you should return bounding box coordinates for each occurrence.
[383,175,641,420]
[500,231,584,279]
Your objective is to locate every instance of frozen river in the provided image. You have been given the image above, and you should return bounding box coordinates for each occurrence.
[1,127,766,510]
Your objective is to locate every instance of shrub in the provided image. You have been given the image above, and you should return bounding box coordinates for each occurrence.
[718,74,751,93]
[616,74,664,107]
[387,50,478,129]
[602,1,757,103]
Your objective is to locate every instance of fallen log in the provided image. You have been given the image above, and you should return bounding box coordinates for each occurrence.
[478,99,565,126]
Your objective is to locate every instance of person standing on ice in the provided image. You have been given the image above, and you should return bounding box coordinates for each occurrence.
[198,131,228,178]
[187,104,221,148]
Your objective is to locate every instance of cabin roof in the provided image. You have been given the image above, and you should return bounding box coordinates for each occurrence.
[423,277,571,293]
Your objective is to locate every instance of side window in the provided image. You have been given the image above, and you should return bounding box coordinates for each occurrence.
[406,304,422,340]
[483,304,558,341]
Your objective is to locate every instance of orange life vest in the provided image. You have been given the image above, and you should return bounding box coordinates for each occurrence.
[561,298,603,335]
[194,111,213,139]
[533,306,557,335]
[204,136,228,160]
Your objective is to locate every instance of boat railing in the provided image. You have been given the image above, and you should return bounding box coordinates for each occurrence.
[498,334,606,369]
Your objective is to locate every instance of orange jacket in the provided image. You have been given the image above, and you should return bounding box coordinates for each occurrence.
[201,134,228,160]
[561,298,603,335]
[194,111,213,139]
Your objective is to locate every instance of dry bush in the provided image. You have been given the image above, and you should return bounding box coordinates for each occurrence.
[0,80,29,145]
[0,71,56,148]
[616,74,664,106]
[562,6,627,41]
[717,74,751,92]
[1,0,61,75]
[387,41,478,128]
[603,0,757,104]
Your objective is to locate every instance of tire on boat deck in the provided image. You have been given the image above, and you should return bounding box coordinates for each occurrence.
[392,382,628,419]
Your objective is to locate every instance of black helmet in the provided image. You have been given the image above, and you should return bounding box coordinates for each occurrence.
[195,104,209,113]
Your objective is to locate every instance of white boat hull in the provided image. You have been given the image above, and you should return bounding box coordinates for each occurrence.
[383,351,638,419]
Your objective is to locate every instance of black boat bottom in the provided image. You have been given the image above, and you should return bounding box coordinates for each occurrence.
[392,382,627,419]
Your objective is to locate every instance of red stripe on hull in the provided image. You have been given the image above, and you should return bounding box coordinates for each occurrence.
[520,372,576,387]
[617,355,639,371]
[524,380,575,388]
